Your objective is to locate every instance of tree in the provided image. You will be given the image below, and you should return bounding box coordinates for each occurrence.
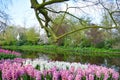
[1,26,16,45]
[25,27,40,45]
[30,0,119,43]
[99,0,120,27]
[86,27,104,48]
[0,0,11,33]
[100,0,120,48]
[0,21,7,33]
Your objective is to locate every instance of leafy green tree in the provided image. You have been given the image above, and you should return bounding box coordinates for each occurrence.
[25,27,39,45]
[2,26,16,45]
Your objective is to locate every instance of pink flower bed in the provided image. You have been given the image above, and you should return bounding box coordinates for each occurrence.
[0,58,119,80]
[0,49,21,56]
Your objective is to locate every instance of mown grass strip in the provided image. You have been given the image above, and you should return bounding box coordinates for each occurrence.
[2,45,120,58]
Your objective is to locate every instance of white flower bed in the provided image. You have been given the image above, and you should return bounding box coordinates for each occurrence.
[23,58,88,71]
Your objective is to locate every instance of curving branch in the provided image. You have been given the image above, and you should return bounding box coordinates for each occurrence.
[57,26,117,40]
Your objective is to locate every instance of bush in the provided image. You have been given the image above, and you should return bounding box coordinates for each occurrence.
[16,40,27,46]
[0,53,18,60]
[79,39,91,47]
[104,40,113,49]
[95,41,105,48]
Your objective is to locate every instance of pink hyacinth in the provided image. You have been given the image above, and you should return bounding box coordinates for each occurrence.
[70,66,75,73]
[88,74,94,80]
[34,70,41,80]
[0,59,119,80]
[112,72,119,80]
[0,49,21,56]
[61,70,70,80]
[24,65,35,77]
[75,74,82,80]
[68,74,74,80]
[53,71,60,80]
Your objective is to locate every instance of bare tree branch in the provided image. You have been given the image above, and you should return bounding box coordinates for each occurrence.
[115,0,120,10]
[0,0,12,33]
[0,20,7,33]
[99,0,118,27]
[55,4,68,33]
[68,2,99,9]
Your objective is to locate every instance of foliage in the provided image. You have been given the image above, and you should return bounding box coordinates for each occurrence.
[0,48,21,59]
[85,28,104,48]
[1,26,16,45]
[0,53,18,60]
[25,27,40,45]
[30,0,119,43]
[2,45,120,58]
[63,25,79,46]
[101,10,120,49]
[0,49,20,60]
[0,26,41,46]
[52,15,71,45]
[79,38,91,48]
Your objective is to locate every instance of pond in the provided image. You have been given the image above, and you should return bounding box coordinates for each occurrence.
[22,52,120,73]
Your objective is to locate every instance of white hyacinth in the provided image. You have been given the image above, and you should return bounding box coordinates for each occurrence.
[23,58,88,71]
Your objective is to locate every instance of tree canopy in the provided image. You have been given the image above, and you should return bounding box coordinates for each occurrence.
[30,0,120,43]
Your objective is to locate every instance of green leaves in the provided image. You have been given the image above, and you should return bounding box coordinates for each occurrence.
[25,27,39,45]
[0,53,18,60]
[21,74,35,80]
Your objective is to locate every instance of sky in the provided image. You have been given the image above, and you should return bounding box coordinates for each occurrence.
[7,0,107,28]
[8,0,39,28]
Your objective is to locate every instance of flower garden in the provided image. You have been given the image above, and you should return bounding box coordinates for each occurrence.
[0,49,21,56]
[0,48,119,80]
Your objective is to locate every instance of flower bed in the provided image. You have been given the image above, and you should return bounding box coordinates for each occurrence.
[0,49,21,56]
[0,58,119,80]
[0,49,21,60]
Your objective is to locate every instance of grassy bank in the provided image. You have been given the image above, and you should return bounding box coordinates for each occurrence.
[2,45,120,58]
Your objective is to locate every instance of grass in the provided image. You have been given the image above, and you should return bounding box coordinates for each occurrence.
[2,45,120,58]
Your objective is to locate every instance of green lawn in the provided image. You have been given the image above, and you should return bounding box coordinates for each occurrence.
[2,45,120,58]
